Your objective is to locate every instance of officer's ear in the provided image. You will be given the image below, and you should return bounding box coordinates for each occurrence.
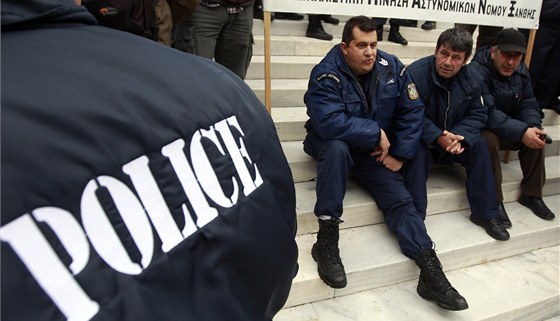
[341,42,348,56]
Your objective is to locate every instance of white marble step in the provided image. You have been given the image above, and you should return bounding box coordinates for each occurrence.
[291,156,560,236]
[281,128,560,184]
[246,56,418,80]
[282,195,560,308]
[276,245,559,320]
[272,107,560,142]
[252,34,438,58]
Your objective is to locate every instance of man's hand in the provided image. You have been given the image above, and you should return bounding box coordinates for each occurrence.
[437,130,465,155]
[382,154,404,172]
[371,128,390,162]
[522,127,546,149]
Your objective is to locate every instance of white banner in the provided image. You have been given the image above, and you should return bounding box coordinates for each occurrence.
[263,0,543,29]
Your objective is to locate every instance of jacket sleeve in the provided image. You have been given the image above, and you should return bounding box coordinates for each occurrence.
[304,69,381,149]
[389,68,425,160]
[511,68,542,129]
[475,64,540,142]
[448,77,488,149]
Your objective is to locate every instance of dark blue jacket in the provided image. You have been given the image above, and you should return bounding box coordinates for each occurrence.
[470,47,542,142]
[407,55,487,157]
[304,45,424,161]
[1,1,297,320]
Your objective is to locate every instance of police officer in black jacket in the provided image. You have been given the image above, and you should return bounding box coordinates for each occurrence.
[1,0,298,320]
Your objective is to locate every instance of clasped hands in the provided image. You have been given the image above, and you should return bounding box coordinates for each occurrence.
[437,130,464,155]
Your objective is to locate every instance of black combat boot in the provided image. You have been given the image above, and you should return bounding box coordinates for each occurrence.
[415,249,468,311]
[388,25,408,45]
[311,218,347,288]
[306,15,333,41]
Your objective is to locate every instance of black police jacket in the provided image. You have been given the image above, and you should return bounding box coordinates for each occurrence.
[1,0,298,320]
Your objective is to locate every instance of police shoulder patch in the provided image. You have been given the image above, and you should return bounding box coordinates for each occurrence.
[317,73,341,83]
[407,83,419,101]
[399,67,407,77]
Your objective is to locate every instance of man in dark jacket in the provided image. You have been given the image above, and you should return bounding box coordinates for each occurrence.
[1,0,297,320]
[304,16,468,311]
[407,28,510,242]
[470,28,556,224]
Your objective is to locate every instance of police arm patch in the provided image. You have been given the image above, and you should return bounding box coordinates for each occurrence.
[407,83,419,101]
[316,73,341,83]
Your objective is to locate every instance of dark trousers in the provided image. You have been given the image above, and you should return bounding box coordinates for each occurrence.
[172,5,253,79]
[405,137,499,221]
[303,131,432,259]
[373,18,402,28]
[482,130,545,201]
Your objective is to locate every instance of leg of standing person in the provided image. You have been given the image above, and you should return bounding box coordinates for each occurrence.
[303,132,349,288]
[214,4,253,79]
[529,24,560,112]
[373,18,387,41]
[475,25,502,50]
[388,18,408,45]
[173,6,223,64]
[306,14,333,41]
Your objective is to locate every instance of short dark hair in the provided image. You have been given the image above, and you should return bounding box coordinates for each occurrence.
[342,16,377,44]
[436,28,473,59]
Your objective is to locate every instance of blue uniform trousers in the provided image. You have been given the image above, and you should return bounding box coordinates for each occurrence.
[404,136,499,221]
[304,132,432,259]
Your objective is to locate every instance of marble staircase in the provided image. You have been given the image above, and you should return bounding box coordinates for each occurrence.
[245,16,560,321]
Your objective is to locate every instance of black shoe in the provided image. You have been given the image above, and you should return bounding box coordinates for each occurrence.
[321,15,339,25]
[275,12,304,20]
[470,216,510,241]
[388,28,408,45]
[518,195,556,220]
[306,26,333,41]
[311,218,347,288]
[415,249,469,311]
[421,21,436,30]
[497,202,512,228]
[401,19,418,27]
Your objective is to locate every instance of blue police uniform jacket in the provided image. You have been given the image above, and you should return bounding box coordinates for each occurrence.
[470,47,543,142]
[304,45,424,161]
[1,0,298,320]
[407,55,488,162]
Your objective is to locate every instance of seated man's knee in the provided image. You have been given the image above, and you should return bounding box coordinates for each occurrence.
[319,140,351,160]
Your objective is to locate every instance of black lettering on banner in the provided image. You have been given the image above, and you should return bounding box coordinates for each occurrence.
[508,0,516,17]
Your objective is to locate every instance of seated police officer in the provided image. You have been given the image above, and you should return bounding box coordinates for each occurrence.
[406,28,510,241]
[303,16,468,311]
[470,28,556,224]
